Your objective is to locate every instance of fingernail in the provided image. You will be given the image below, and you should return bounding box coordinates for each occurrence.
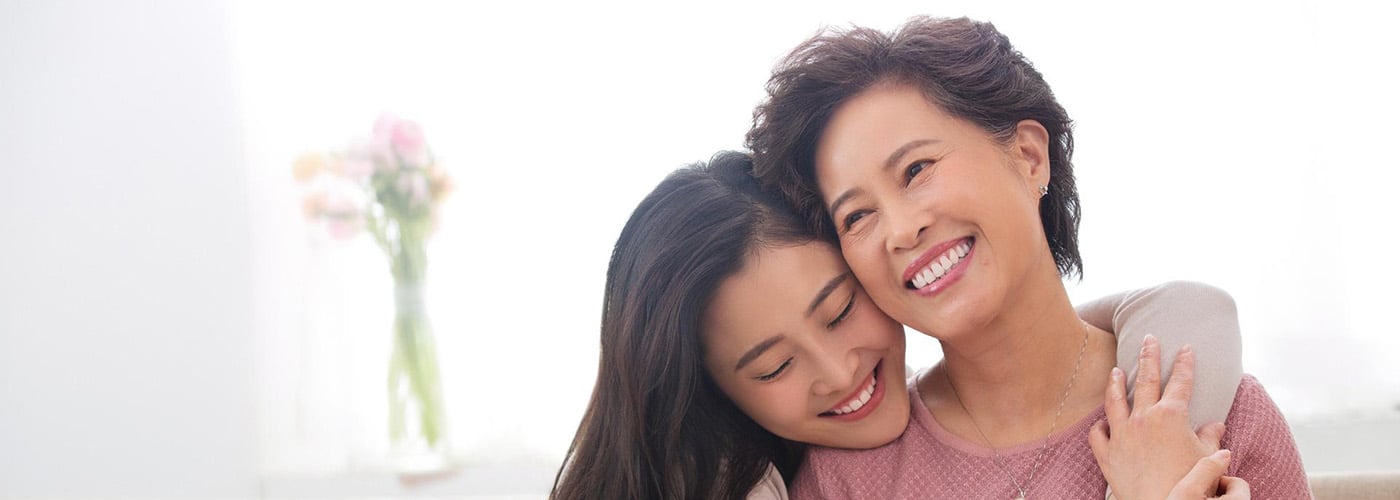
[1111,367,1123,380]
[1144,333,1157,345]
[1181,344,1193,354]
[1219,449,1232,460]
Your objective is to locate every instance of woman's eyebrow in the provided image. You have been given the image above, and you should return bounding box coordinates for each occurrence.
[807,272,851,316]
[883,139,940,172]
[735,335,785,372]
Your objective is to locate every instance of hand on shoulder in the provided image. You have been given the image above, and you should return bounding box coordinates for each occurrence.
[1090,335,1248,499]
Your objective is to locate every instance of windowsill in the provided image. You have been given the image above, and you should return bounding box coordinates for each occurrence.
[259,461,556,499]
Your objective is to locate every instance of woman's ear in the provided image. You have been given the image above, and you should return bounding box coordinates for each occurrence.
[1012,119,1052,193]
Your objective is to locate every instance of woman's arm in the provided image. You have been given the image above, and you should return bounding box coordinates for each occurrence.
[1077,281,1244,429]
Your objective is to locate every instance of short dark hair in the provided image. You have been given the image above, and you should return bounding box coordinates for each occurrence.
[747,16,1083,278]
[553,151,808,500]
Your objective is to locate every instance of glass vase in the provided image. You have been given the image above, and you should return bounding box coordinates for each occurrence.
[387,279,448,473]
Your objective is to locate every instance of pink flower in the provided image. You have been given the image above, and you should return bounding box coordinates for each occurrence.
[372,112,400,144]
[372,113,432,169]
[341,140,377,181]
[325,212,364,240]
[306,175,367,240]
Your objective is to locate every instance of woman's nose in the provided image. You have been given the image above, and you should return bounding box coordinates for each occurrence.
[884,200,927,253]
[809,346,859,397]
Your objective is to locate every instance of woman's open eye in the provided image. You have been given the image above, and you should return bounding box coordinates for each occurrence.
[905,160,933,184]
[826,291,857,329]
[841,210,869,232]
[756,358,792,381]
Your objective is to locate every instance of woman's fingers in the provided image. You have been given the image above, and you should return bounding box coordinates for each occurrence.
[1104,366,1130,426]
[1214,476,1251,499]
[1133,334,1163,412]
[1088,418,1111,471]
[1167,449,1232,500]
[1196,422,1227,451]
[1161,344,1196,407]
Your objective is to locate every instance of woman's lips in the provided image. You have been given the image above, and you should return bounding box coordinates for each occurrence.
[905,237,974,295]
[819,361,885,422]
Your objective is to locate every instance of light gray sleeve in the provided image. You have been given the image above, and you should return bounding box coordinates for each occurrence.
[745,463,790,500]
[1076,281,1244,429]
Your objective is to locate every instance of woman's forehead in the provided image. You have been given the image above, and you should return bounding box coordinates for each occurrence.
[703,243,848,341]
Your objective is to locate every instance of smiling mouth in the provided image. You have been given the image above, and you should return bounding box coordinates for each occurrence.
[906,237,974,290]
[820,362,881,417]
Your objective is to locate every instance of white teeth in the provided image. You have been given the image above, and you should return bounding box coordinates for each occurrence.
[828,372,879,415]
[908,240,972,289]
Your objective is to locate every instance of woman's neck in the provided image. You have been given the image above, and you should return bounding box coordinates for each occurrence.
[920,271,1117,446]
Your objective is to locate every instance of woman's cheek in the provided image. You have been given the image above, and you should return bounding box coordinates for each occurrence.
[761,377,813,429]
[842,246,880,289]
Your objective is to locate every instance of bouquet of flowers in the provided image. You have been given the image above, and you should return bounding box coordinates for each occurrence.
[293,114,452,454]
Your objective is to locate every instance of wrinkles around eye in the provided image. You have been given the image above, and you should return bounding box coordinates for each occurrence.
[839,210,876,239]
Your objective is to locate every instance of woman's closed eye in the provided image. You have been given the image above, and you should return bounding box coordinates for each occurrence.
[756,358,792,381]
[826,291,856,329]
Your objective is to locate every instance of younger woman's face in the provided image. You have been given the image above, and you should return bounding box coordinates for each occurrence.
[702,241,910,449]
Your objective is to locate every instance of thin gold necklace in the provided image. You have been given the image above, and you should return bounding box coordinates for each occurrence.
[942,324,1090,500]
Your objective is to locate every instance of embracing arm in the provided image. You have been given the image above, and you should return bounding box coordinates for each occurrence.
[1080,282,1253,499]
[1078,281,1244,429]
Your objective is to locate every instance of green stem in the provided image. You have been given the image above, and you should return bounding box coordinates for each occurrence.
[385,214,445,448]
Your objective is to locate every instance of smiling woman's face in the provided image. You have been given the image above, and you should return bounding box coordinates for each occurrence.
[813,82,1054,340]
[701,240,909,449]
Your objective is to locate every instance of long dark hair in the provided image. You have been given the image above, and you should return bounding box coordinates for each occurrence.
[551,151,810,500]
[747,16,1083,278]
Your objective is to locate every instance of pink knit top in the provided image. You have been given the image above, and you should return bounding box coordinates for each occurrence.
[790,375,1311,499]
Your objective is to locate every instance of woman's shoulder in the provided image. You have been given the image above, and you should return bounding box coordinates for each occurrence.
[1220,374,1313,497]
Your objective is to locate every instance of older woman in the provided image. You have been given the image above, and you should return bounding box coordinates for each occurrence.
[747,16,1309,499]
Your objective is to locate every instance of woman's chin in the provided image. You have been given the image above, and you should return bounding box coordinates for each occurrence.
[810,399,911,449]
[902,299,996,342]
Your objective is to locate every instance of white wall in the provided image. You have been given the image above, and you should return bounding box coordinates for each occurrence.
[2,1,1397,497]
[0,0,258,497]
